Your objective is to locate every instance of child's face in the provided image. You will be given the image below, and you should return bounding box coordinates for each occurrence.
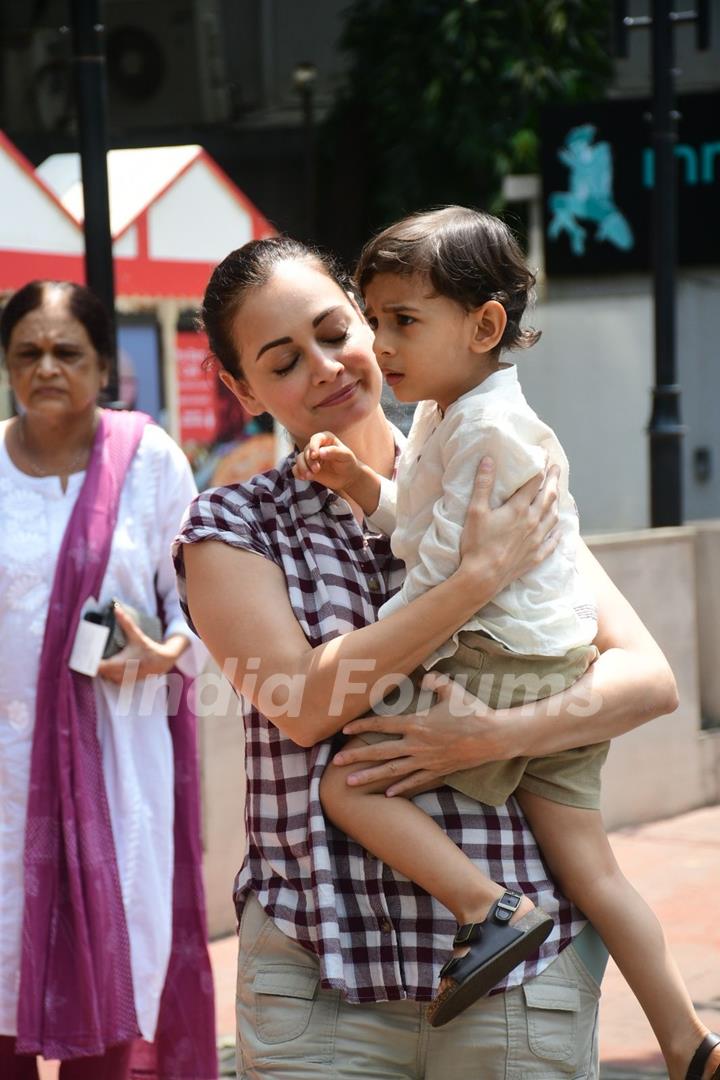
[363,273,492,412]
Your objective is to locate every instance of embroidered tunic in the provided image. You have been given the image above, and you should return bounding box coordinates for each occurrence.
[0,422,202,1040]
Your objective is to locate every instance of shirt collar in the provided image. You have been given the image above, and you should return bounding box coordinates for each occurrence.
[454,364,519,406]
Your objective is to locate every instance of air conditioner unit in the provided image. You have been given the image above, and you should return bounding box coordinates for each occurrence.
[1,21,74,133]
[104,0,230,129]
[0,0,229,134]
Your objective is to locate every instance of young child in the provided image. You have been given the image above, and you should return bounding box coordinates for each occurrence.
[294,207,720,1080]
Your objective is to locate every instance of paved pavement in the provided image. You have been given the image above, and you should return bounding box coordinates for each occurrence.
[209,803,720,1079]
[595,804,720,1078]
[34,803,720,1078]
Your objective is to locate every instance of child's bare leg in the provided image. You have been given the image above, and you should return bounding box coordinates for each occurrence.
[320,736,536,976]
[517,790,720,1080]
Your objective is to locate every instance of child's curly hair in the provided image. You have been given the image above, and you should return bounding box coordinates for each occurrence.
[355,206,540,353]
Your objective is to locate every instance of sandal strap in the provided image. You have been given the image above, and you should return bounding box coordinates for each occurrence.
[452,892,522,947]
[453,922,482,947]
[687,1033,720,1080]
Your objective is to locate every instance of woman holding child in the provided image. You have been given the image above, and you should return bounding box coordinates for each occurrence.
[174,211,719,1079]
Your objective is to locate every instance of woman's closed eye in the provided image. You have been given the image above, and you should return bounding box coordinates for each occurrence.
[273,354,300,376]
[272,327,349,375]
[319,329,349,346]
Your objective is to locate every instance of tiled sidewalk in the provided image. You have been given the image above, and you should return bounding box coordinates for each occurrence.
[597,805,720,1078]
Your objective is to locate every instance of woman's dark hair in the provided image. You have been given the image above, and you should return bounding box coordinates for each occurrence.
[201,236,358,377]
[0,280,114,362]
[355,206,540,353]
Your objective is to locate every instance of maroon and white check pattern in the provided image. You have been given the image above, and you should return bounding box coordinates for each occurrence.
[173,453,585,1003]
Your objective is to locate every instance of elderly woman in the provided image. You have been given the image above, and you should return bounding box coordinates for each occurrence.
[0,281,216,1080]
[171,236,687,1080]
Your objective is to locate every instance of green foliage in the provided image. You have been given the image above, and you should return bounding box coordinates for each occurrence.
[326,0,612,229]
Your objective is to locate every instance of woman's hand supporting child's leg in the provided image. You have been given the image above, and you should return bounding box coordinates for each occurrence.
[516,789,720,1080]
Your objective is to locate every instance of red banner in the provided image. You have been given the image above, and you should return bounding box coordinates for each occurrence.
[176,331,218,445]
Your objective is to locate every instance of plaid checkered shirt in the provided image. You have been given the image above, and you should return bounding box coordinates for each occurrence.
[172,450,586,1004]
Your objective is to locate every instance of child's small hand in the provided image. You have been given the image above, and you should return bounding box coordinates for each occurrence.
[292,431,361,493]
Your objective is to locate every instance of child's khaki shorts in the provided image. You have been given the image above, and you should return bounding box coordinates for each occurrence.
[361,631,608,810]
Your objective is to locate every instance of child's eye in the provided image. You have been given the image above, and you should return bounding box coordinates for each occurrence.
[274,355,299,377]
[366,316,378,331]
[397,314,415,327]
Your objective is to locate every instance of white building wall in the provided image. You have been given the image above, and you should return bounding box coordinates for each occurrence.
[677,271,720,522]
[0,149,83,254]
[517,271,720,533]
[148,160,253,263]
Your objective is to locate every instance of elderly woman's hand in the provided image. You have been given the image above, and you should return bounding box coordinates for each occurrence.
[335,672,510,797]
[97,604,189,684]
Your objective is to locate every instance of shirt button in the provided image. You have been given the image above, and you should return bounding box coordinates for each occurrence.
[380,919,393,933]
[367,575,381,592]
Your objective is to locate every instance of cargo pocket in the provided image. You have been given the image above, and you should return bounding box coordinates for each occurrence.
[254,965,320,1043]
[523,982,580,1070]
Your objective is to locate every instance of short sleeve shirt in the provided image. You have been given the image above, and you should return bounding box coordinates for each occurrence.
[173,452,585,1004]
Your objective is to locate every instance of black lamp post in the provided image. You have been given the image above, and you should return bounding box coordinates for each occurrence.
[292,61,318,240]
[69,0,118,401]
[617,1,710,527]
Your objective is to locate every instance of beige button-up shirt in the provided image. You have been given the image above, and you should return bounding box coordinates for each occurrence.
[371,366,597,667]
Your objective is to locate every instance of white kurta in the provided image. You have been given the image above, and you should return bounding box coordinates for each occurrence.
[0,421,204,1041]
[371,367,598,667]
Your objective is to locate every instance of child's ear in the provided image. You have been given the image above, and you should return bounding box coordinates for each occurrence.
[218,369,266,417]
[469,300,506,354]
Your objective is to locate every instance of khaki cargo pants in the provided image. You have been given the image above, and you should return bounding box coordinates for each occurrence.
[235,894,605,1080]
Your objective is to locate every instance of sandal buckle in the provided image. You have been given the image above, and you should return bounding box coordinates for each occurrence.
[494,890,522,923]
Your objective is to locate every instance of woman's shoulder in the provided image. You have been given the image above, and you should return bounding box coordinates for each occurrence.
[174,460,295,574]
[177,457,294,552]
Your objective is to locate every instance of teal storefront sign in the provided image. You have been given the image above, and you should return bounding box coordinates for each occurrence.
[541,93,719,274]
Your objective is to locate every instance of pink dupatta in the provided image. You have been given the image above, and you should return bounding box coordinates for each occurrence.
[16,410,216,1078]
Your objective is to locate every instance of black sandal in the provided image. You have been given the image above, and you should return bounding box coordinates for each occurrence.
[686,1033,720,1080]
[427,891,553,1028]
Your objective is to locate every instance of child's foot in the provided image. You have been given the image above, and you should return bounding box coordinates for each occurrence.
[437,889,536,998]
[427,889,553,1028]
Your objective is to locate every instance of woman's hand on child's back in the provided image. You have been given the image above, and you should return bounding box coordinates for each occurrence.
[457,457,561,597]
[293,431,361,492]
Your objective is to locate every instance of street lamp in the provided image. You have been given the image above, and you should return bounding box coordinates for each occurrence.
[70,0,118,402]
[617,0,711,526]
[292,61,318,240]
